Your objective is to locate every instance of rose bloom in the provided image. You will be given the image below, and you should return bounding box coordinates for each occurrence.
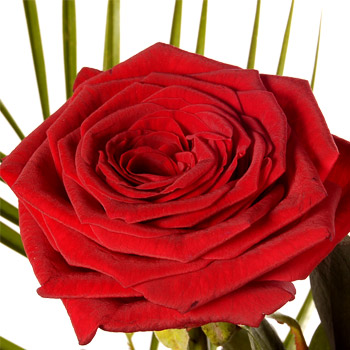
[1,43,349,345]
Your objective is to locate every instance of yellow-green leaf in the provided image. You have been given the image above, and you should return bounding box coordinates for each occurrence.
[276,0,295,75]
[201,322,237,346]
[247,0,261,69]
[196,0,208,55]
[170,0,182,47]
[311,14,322,90]
[155,329,189,350]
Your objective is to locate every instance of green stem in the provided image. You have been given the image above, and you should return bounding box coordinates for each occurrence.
[0,198,19,226]
[188,328,208,350]
[276,0,294,75]
[170,0,182,47]
[0,336,26,350]
[311,14,322,90]
[150,332,159,350]
[284,290,314,350]
[103,0,120,70]
[0,101,25,140]
[247,0,261,69]
[0,222,26,257]
[195,0,208,55]
[63,0,77,99]
[23,0,50,119]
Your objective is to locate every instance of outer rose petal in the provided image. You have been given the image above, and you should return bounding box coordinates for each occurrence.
[261,74,339,181]
[63,280,295,345]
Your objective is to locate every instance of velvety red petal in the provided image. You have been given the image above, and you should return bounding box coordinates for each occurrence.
[63,280,294,345]
[261,74,339,181]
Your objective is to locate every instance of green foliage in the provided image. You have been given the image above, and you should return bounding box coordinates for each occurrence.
[309,324,331,350]
[0,101,25,140]
[247,0,261,69]
[155,328,189,350]
[170,0,182,47]
[276,0,294,75]
[196,0,208,55]
[0,197,19,226]
[310,236,350,350]
[0,222,26,257]
[22,0,50,119]
[103,0,120,70]
[62,0,77,99]
[311,14,322,90]
[201,322,237,346]
[0,336,25,350]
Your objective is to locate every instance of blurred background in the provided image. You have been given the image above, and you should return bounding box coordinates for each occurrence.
[1,0,349,349]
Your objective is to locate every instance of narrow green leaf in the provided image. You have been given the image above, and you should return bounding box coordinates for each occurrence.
[0,151,6,161]
[22,0,50,119]
[150,332,159,350]
[284,290,314,350]
[125,333,135,350]
[63,0,77,99]
[0,222,26,257]
[276,0,295,75]
[310,14,322,90]
[309,324,331,350]
[0,101,25,140]
[187,327,208,350]
[269,313,307,350]
[243,320,285,350]
[155,329,188,350]
[103,0,120,70]
[195,0,208,55]
[0,198,19,226]
[310,236,350,350]
[0,336,26,350]
[170,0,182,47]
[247,0,261,69]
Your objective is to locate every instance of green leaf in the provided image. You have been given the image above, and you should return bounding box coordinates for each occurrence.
[170,0,182,47]
[195,0,208,55]
[309,324,331,350]
[103,0,120,70]
[155,329,189,350]
[284,290,314,350]
[276,0,295,75]
[187,327,208,350]
[0,222,26,257]
[125,333,135,350]
[222,327,251,350]
[243,319,285,350]
[0,151,6,162]
[269,313,307,350]
[0,101,25,140]
[201,322,237,346]
[247,0,261,69]
[0,198,19,226]
[310,14,322,90]
[62,0,77,99]
[22,0,50,119]
[310,235,350,350]
[150,332,159,350]
[0,336,26,350]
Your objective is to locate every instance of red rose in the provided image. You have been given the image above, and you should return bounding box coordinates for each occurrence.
[1,43,349,345]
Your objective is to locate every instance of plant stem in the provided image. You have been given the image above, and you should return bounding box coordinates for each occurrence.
[0,222,26,257]
[22,0,50,119]
[196,0,208,55]
[63,0,77,99]
[170,0,182,47]
[0,101,25,140]
[0,198,19,226]
[247,0,261,69]
[103,0,120,70]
